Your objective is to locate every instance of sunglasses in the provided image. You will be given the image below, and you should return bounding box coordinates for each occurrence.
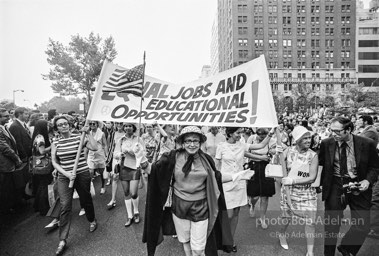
[89,122,97,125]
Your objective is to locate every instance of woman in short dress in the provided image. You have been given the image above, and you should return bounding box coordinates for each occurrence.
[279,126,319,256]
[113,123,145,227]
[215,126,277,252]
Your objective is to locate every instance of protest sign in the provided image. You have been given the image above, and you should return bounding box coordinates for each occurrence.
[87,55,278,127]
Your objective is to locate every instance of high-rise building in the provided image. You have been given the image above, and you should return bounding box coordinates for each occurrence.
[356,4,379,88]
[211,0,358,110]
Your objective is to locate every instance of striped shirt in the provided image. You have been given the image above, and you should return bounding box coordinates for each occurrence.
[55,134,88,174]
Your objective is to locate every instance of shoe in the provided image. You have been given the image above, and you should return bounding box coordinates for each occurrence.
[79,208,85,216]
[337,245,353,256]
[249,205,256,218]
[124,218,133,227]
[260,218,268,229]
[232,245,237,252]
[89,219,97,232]
[368,229,379,239]
[107,201,116,210]
[45,218,59,229]
[279,234,289,250]
[222,245,232,253]
[55,240,66,255]
[100,188,106,195]
[133,213,140,224]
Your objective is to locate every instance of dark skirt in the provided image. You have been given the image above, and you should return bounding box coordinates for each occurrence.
[119,166,141,181]
[247,161,276,197]
[33,174,53,215]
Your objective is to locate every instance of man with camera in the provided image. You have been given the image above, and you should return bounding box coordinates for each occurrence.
[319,116,379,256]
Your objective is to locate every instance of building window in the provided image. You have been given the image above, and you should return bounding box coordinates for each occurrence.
[325,39,334,47]
[341,5,351,13]
[341,50,350,58]
[283,62,292,68]
[238,16,248,23]
[359,27,379,35]
[283,28,292,35]
[359,40,379,47]
[311,40,320,47]
[342,39,351,47]
[311,28,320,35]
[297,39,306,47]
[311,50,320,58]
[311,73,320,79]
[312,84,320,91]
[297,62,306,69]
[268,16,278,24]
[325,62,334,69]
[358,65,379,73]
[311,62,320,69]
[358,52,379,60]
[269,39,278,47]
[283,50,292,58]
[296,5,306,13]
[254,16,263,24]
[341,28,351,35]
[297,50,306,58]
[297,28,306,35]
[238,50,248,58]
[254,28,264,35]
[283,17,291,24]
[268,5,277,12]
[311,17,320,24]
[311,6,320,13]
[325,51,334,58]
[296,17,306,24]
[269,62,278,68]
[269,28,278,35]
[341,16,351,24]
[325,5,334,13]
[282,5,291,13]
[341,62,350,68]
[238,39,248,46]
[283,39,292,47]
[238,27,248,35]
[284,84,293,91]
[325,17,334,24]
[298,73,306,79]
[325,28,334,36]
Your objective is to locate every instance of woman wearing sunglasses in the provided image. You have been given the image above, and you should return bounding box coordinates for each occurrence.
[87,121,108,195]
[51,116,98,255]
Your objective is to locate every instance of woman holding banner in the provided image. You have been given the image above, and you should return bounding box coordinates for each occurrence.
[215,126,278,252]
[51,116,98,255]
[278,126,318,256]
[113,122,145,227]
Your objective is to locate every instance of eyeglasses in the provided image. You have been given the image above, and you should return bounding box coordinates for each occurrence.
[1,115,10,118]
[56,122,69,127]
[89,122,97,126]
[256,133,267,136]
[184,139,200,146]
[329,129,345,135]
[146,126,153,129]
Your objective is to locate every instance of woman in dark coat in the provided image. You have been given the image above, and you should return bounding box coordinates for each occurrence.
[141,126,252,256]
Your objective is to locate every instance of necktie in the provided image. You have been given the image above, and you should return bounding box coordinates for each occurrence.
[182,154,195,177]
[23,123,31,137]
[340,142,348,176]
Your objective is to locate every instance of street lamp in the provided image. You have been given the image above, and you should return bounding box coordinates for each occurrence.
[13,89,24,105]
[82,97,87,116]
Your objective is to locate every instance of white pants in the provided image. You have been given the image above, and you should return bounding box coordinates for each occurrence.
[172,213,208,251]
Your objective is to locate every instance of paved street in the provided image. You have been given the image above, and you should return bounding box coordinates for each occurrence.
[1,178,378,256]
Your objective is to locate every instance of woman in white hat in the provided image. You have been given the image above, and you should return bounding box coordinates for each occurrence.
[142,125,253,256]
[113,122,145,227]
[278,126,319,256]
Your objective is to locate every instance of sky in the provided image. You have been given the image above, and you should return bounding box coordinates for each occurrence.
[0,0,217,107]
[0,0,372,108]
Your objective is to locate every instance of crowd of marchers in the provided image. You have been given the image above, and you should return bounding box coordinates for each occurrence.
[1,105,379,256]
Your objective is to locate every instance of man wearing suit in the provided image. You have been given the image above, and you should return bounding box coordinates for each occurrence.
[359,115,379,145]
[320,116,379,256]
[9,107,32,162]
[0,108,23,213]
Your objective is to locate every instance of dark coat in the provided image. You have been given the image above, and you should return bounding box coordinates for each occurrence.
[142,149,232,256]
[319,135,379,201]
[9,120,32,161]
[0,126,21,173]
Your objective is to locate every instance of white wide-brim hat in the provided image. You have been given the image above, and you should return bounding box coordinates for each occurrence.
[177,126,207,144]
[291,126,312,143]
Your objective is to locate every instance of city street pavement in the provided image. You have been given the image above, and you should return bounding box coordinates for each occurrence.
[1,178,378,256]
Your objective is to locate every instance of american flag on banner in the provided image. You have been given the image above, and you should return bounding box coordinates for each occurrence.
[102,64,144,97]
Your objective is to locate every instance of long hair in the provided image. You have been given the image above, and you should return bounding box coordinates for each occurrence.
[32,120,51,148]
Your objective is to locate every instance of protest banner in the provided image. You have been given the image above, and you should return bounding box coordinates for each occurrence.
[87,55,278,127]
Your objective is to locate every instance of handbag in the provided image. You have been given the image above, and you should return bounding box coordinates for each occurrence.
[265,153,283,178]
[31,154,53,175]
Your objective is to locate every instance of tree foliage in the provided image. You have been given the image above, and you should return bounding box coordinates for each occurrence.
[43,32,117,102]
[38,96,85,114]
